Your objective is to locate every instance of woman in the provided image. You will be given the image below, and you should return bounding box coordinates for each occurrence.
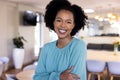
[33,0,88,80]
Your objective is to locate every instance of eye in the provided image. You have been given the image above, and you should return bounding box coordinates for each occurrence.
[67,21,72,24]
[55,19,61,22]
[66,19,73,24]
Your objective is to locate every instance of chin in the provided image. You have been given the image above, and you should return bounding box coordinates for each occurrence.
[58,35,66,39]
[58,35,71,39]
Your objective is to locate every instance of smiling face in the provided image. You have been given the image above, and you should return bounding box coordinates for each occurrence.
[54,9,75,39]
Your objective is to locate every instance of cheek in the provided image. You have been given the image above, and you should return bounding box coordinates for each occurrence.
[69,25,74,31]
[53,22,57,30]
[53,23,58,32]
[54,22,58,28]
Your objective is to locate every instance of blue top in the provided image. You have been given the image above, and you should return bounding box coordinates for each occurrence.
[33,38,87,80]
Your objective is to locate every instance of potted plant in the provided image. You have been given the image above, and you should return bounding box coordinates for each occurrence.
[13,36,26,48]
[113,39,120,55]
[12,36,27,69]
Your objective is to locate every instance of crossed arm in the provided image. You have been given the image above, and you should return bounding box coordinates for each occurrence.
[60,66,80,80]
[33,42,86,80]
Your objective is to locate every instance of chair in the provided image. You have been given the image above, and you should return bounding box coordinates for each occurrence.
[0,57,9,72]
[107,62,120,80]
[23,64,36,71]
[0,62,3,79]
[33,61,38,66]
[87,60,106,80]
[5,74,18,80]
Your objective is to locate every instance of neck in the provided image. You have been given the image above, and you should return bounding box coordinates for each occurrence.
[57,37,73,48]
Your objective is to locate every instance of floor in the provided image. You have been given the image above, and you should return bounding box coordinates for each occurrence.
[1,68,22,80]
[1,61,36,80]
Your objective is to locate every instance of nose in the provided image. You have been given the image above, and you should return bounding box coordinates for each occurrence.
[61,21,66,28]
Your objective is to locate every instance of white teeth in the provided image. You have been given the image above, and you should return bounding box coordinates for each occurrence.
[59,29,66,33]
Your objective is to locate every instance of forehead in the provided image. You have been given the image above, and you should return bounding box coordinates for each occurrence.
[56,9,74,18]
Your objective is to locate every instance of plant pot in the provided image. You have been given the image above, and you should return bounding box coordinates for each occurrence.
[13,48,24,69]
[114,46,118,55]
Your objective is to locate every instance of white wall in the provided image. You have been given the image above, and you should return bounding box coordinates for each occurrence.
[0,1,50,69]
[0,1,18,67]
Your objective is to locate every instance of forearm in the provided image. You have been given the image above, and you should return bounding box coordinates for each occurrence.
[33,72,61,80]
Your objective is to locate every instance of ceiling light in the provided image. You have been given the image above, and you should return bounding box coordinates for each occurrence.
[94,15,100,19]
[84,9,94,13]
[98,17,104,21]
[107,13,113,17]
[104,18,109,21]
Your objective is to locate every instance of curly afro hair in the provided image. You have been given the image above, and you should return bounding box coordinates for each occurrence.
[44,0,88,36]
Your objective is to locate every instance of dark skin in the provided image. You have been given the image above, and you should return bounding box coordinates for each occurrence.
[53,9,80,80]
[60,66,80,80]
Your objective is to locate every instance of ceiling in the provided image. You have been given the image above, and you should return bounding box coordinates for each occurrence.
[4,0,120,18]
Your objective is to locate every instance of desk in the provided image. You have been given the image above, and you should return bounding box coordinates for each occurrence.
[87,50,120,62]
[16,70,35,80]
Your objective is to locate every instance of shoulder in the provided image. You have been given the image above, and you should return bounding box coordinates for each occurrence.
[71,38,87,53]
[43,40,56,49]
[72,38,87,56]
[73,38,86,47]
[40,41,56,55]
[69,38,87,58]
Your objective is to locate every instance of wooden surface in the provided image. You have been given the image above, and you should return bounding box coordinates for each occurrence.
[16,70,35,80]
[87,50,120,62]
[83,36,119,44]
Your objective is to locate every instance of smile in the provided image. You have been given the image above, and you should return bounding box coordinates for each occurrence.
[59,29,67,34]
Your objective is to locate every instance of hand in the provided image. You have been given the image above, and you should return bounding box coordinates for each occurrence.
[60,66,80,80]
